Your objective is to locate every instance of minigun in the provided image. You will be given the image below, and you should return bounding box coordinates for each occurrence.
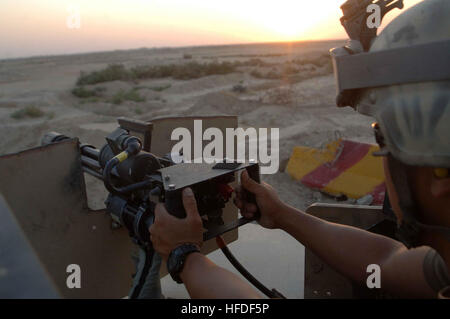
[42,118,284,299]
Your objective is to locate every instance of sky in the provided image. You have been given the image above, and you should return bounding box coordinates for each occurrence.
[0,0,424,59]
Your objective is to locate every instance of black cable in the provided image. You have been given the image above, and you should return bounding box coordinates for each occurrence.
[216,236,286,299]
[117,179,153,194]
[102,144,159,195]
[103,157,120,194]
[102,155,153,195]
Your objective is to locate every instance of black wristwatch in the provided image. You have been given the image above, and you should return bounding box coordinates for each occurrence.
[167,244,200,284]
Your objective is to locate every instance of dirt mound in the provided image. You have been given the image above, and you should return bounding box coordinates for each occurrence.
[260,87,295,105]
[76,101,136,117]
[186,91,260,116]
[258,76,335,106]
[165,73,249,95]
[136,88,161,101]
[89,81,133,97]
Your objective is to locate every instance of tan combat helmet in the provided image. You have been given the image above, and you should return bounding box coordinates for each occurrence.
[330,0,450,247]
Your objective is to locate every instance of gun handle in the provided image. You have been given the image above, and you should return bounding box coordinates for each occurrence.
[243,164,261,218]
[164,190,187,219]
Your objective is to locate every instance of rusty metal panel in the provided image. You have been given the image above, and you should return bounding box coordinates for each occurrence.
[148,116,239,259]
[0,139,134,298]
[149,115,237,158]
[304,203,383,299]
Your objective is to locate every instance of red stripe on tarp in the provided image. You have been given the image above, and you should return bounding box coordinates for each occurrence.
[301,140,371,189]
[369,183,386,205]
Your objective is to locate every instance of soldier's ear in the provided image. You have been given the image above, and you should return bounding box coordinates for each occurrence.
[430,168,450,198]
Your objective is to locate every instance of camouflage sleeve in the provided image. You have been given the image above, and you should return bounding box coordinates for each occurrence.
[423,249,450,294]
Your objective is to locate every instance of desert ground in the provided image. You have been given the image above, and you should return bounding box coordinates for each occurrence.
[0,40,376,298]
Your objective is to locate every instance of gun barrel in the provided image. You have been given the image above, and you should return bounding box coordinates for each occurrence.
[41,132,104,180]
[81,155,102,171]
[79,144,104,180]
[80,146,100,161]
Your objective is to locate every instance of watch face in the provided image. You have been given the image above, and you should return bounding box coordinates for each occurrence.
[168,244,201,284]
[168,249,181,273]
[168,244,198,277]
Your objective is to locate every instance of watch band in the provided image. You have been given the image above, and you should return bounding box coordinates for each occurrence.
[167,243,200,284]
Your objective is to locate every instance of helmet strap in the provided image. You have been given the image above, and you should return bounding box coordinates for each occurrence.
[387,155,450,247]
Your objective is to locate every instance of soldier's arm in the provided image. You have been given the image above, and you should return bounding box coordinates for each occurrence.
[277,204,436,298]
[237,171,436,298]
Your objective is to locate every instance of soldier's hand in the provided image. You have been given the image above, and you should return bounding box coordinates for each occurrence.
[149,188,203,261]
[234,170,286,229]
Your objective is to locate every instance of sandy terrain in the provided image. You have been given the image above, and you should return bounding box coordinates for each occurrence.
[0,40,377,298]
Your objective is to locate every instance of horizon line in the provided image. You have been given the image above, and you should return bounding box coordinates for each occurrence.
[0,38,347,62]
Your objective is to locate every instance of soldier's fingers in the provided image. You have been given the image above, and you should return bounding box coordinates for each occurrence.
[182,188,201,223]
[244,203,258,214]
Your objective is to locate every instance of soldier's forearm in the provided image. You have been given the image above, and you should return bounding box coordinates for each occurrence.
[180,252,262,299]
[277,204,403,284]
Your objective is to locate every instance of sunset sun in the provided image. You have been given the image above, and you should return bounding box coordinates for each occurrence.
[252,2,328,40]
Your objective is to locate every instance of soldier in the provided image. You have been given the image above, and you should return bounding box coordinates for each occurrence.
[149,0,450,298]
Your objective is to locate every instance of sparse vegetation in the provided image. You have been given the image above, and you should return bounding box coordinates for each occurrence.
[75,61,238,85]
[202,53,287,59]
[76,64,131,85]
[250,69,282,79]
[131,61,237,80]
[248,52,332,80]
[134,84,171,92]
[149,84,171,92]
[232,84,247,93]
[282,63,300,75]
[265,70,282,79]
[46,112,55,120]
[183,53,193,59]
[11,106,45,119]
[292,53,332,70]
[71,86,104,98]
[74,53,331,86]
[109,89,145,105]
[250,70,263,78]
[239,58,271,67]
